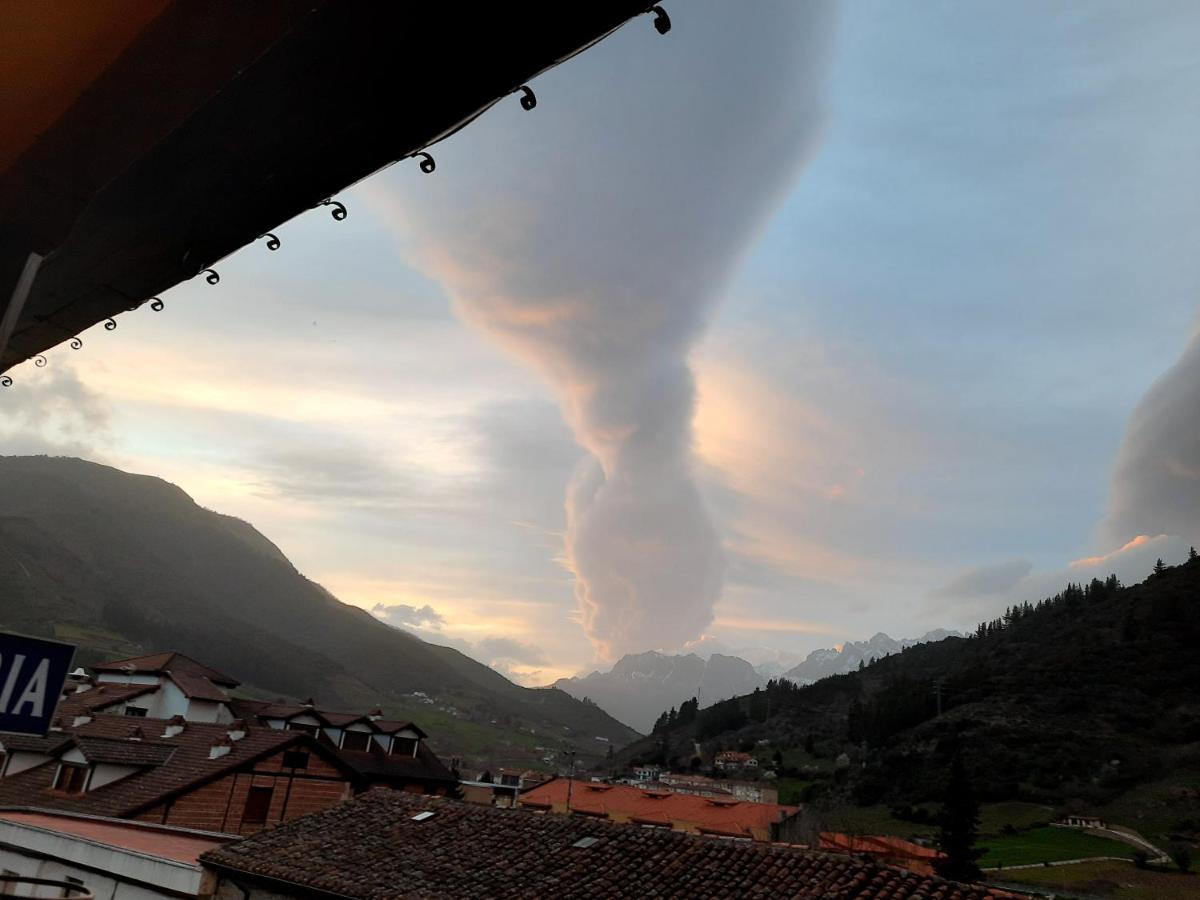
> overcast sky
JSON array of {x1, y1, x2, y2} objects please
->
[{"x1": 6, "y1": 1, "x2": 1200, "y2": 684}]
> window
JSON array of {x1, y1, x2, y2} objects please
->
[
  {"x1": 242, "y1": 785, "x2": 273, "y2": 825},
  {"x1": 286, "y1": 722, "x2": 317, "y2": 735},
  {"x1": 123, "y1": 706, "x2": 148, "y2": 717},
  {"x1": 61, "y1": 876, "x2": 84, "y2": 898},
  {"x1": 53, "y1": 764, "x2": 88, "y2": 794},
  {"x1": 391, "y1": 737, "x2": 417, "y2": 756},
  {"x1": 281, "y1": 750, "x2": 309, "y2": 769},
  {"x1": 340, "y1": 730, "x2": 371, "y2": 752}
]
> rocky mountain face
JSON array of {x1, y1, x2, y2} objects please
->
[
  {"x1": 781, "y1": 630, "x2": 961, "y2": 684},
  {"x1": 555, "y1": 651, "x2": 766, "y2": 733}
]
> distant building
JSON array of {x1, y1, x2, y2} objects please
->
[
  {"x1": 198, "y1": 789, "x2": 1007, "y2": 899},
  {"x1": 713, "y1": 751, "x2": 758, "y2": 772},
  {"x1": 520, "y1": 778, "x2": 793, "y2": 842},
  {"x1": 1059, "y1": 815, "x2": 1105, "y2": 829},
  {"x1": 631, "y1": 764, "x2": 663, "y2": 782}
]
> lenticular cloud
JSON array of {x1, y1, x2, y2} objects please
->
[{"x1": 385, "y1": 0, "x2": 832, "y2": 657}]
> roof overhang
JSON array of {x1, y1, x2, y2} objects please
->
[{"x1": 1, "y1": 1, "x2": 658, "y2": 372}]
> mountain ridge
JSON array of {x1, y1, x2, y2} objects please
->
[{"x1": 0, "y1": 455, "x2": 637, "y2": 768}]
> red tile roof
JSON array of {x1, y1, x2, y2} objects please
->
[
  {"x1": 520, "y1": 778, "x2": 793, "y2": 839},
  {"x1": 92, "y1": 652, "x2": 240, "y2": 687},
  {"x1": 821, "y1": 833, "x2": 943, "y2": 861},
  {"x1": 56, "y1": 683, "x2": 159, "y2": 716},
  {"x1": 202, "y1": 789, "x2": 1008, "y2": 899},
  {"x1": 0, "y1": 810, "x2": 230, "y2": 864}
]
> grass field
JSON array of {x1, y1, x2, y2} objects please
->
[
  {"x1": 991, "y1": 859, "x2": 1199, "y2": 900},
  {"x1": 980, "y1": 826, "x2": 1136, "y2": 868}
]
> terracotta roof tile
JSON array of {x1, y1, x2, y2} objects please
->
[
  {"x1": 56, "y1": 683, "x2": 159, "y2": 716},
  {"x1": 202, "y1": 789, "x2": 1008, "y2": 899},
  {"x1": 92, "y1": 652, "x2": 240, "y2": 687}
]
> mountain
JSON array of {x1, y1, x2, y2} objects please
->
[
  {"x1": 781, "y1": 629, "x2": 962, "y2": 684},
  {"x1": 0, "y1": 456, "x2": 638, "y2": 767},
  {"x1": 618, "y1": 561, "x2": 1200, "y2": 848},
  {"x1": 554, "y1": 651, "x2": 765, "y2": 732}
]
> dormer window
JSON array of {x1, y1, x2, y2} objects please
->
[
  {"x1": 53, "y1": 763, "x2": 88, "y2": 794},
  {"x1": 391, "y1": 737, "x2": 418, "y2": 757},
  {"x1": 341, "y1": 731, "x2": 371, "y2": 752},
  {"x1": 286, "y1": 722, "x2": 317, "y2": 735},
  {"x1": 124, "y1": 706, "x2": 148, "y2": 717}
]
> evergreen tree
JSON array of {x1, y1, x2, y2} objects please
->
[
  {"x1": 1154, "y1": 558, "x2": 1167, "y2": 576},
  {"x1": 934, "y1": 752, "x2": 983, "y2": 882},
  {"x1": 1190, "y1": 546, "x2": 1198, "y2": 562}
]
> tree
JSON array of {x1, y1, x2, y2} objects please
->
[
  {"x1": 1154, "y1": 558, "x2": 1167, "y2": 576},
  {"x1": 1190, "y1": 546, "x2": 1198, "y2": 562},
  {"x1": 934, "y1": 753, "x2": 983, "y2": 882}
]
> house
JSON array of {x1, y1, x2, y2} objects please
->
[
  {"x1": 713, "y1": 750, "x2": 758, "y2": 772},
  {"x1": 198, "y1": 789, "x2": 1009, "y2": 899},
  {"x1": 63, "y1": 652, "x2": 241, "y2": 723},
  {"x1": 0, "y1": 715, "x2": 357, "y2": 835},
  {"x1": 519, "y1": 778, "x2": 794, "y2": 842},
  {"x1": 0, "y1": 808, "x2": 231, "y2": 898},
  {"x1": 461, "y1": 769, "x2": 550, "y2": 807},
  {"x1": 631, "y1": 764, "x2": 663, "y2": 782},
  {"x1": 231, "y1": 700, "x2": 457, "y2": 795},
  {"x1": 64, "y1": 652, "x2": 458, "y2": 797}
]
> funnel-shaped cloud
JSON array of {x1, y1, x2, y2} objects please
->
[
  {"x1": 1103, "y1": 329, "x2": 1200, "y2": 547},
  {"x1": 375, "y1": 1, "x2": 832, "y2": 657}
]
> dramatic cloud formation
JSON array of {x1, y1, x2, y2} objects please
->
[
  {"x1": 378, "y1": 0, "x2": 833, "y2": 658},
  {"x1": 1102, "y1": 329, "x2": 1200, "y2": 547}
]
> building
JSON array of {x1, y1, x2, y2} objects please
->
[
  {"x1": 0, "y1": 809, "x2": 230, "y2": 898},
  {"x1": 713, "y1": 750, "x2": 759, "y2": 772},
  {"x1": 59, "y1": 651, "x2": 458, "y2": 796},
  {"x1": 199, "y1": 789, "x2": 1008, "y2": 899},
  {"x1": 519, "y1": 778, "x2": 794, "y2": 842},
  {"x1": 1059, "y1": 814, "x2": 1105, "y2": 829},
  {"x1": 631, "y1": 764, "x2": 663, "y2": 782},
  {"x1": 657, "y1": 773, "x2": 778, "y2": 804},
  {"x1": 0, "y1": 716, "x2": 356, "y2": 835}
]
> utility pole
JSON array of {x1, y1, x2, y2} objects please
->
[
  {"x1": 564, "y1": 750, "x2": 577, "y2": 812},
  {"x1": 932, "y1": 678, "x2": 944, "y2": 717}
]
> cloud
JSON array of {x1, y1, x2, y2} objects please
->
[
  {"x1": 373, "y1": 0, "x2": 834, "y2": 659},
  {"x1": 931, "y1": 559, "x2": 1033, "y2": 599},
  {"x1": 371, "y1": 602, "x2": 446, "y2": 628},
  {"x1": 1102, "y1": 329, "x2": 1200, "y2": 547},
  {"x1": 0, "y1": 364, "x2": 111, "y2": 457},
  {"x1": 474, "y1": 637, "x2": 548, "y2": 667}
]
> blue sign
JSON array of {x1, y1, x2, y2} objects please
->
[{"x1": 0, "y1": 633, "x2": 76, "y2": 736}]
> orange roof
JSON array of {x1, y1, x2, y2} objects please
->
[
  {"x1": 0, "y1": 811, "x2": 230, "y2": 864},
  {"x1": 520, "y1": 779, "x2": 794, "y2": 839},
  {"x1": 819, "y1": 833, "x2": 944, "y2": 860}
]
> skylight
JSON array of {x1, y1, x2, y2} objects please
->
[
  {"x1": 572, "y1": 837, "x2": 599, "y2": 849},
  {"x1": 411, "y1": 811, "x2": 435, "y2": 822}
]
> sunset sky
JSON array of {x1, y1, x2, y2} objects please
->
[{"x1": 6, "y1": 1, "x2": 1200, "y2": 684}]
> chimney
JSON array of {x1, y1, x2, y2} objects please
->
[
  {"x1": 369, "y1": 707, "x2": 383, "y2": 721},
  {"x1": 209, "y1": 736, "x2": 232, "y2": 759},
  {"x1": 227, "y1": 719, "x2": 247, "y2": 742},
  {"x1": 162, "y1": 715, "x2": 186, "y2": 738},
  {"x1": 128, "y1": 726, "x2": 144, "y2": 742},
  {"x1": 49, "y1": 717, "x2": 63, "y2": 732}
]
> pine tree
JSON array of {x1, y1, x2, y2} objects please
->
[
  {"x1": 1189, "y1": 546, "x2": 1198, "y2": 562},
  {"x1": 935, "y1": 752, "x2": 983, "y2": 882},
  {"x1": 1154, "y1": 558, "x2": 1167, "y2": 576}
]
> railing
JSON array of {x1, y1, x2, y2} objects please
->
[{"x1": 0, "y1": 876, "x2": 94, "y2": 899}]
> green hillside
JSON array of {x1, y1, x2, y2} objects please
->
[
  {"x1": 0, "y1": 456, "x2": 637, "y2": 768},
  {"x1": 622, "y1": 557, "x2": 1200, "y2": 849}
]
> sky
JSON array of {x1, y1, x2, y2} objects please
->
[{"x1": 5, "y1": 1, "x2": 1200, "y2": 685}]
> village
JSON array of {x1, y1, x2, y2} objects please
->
[{"x1": 0, "y1": 650, "x2": 1015, "y2": 898}]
